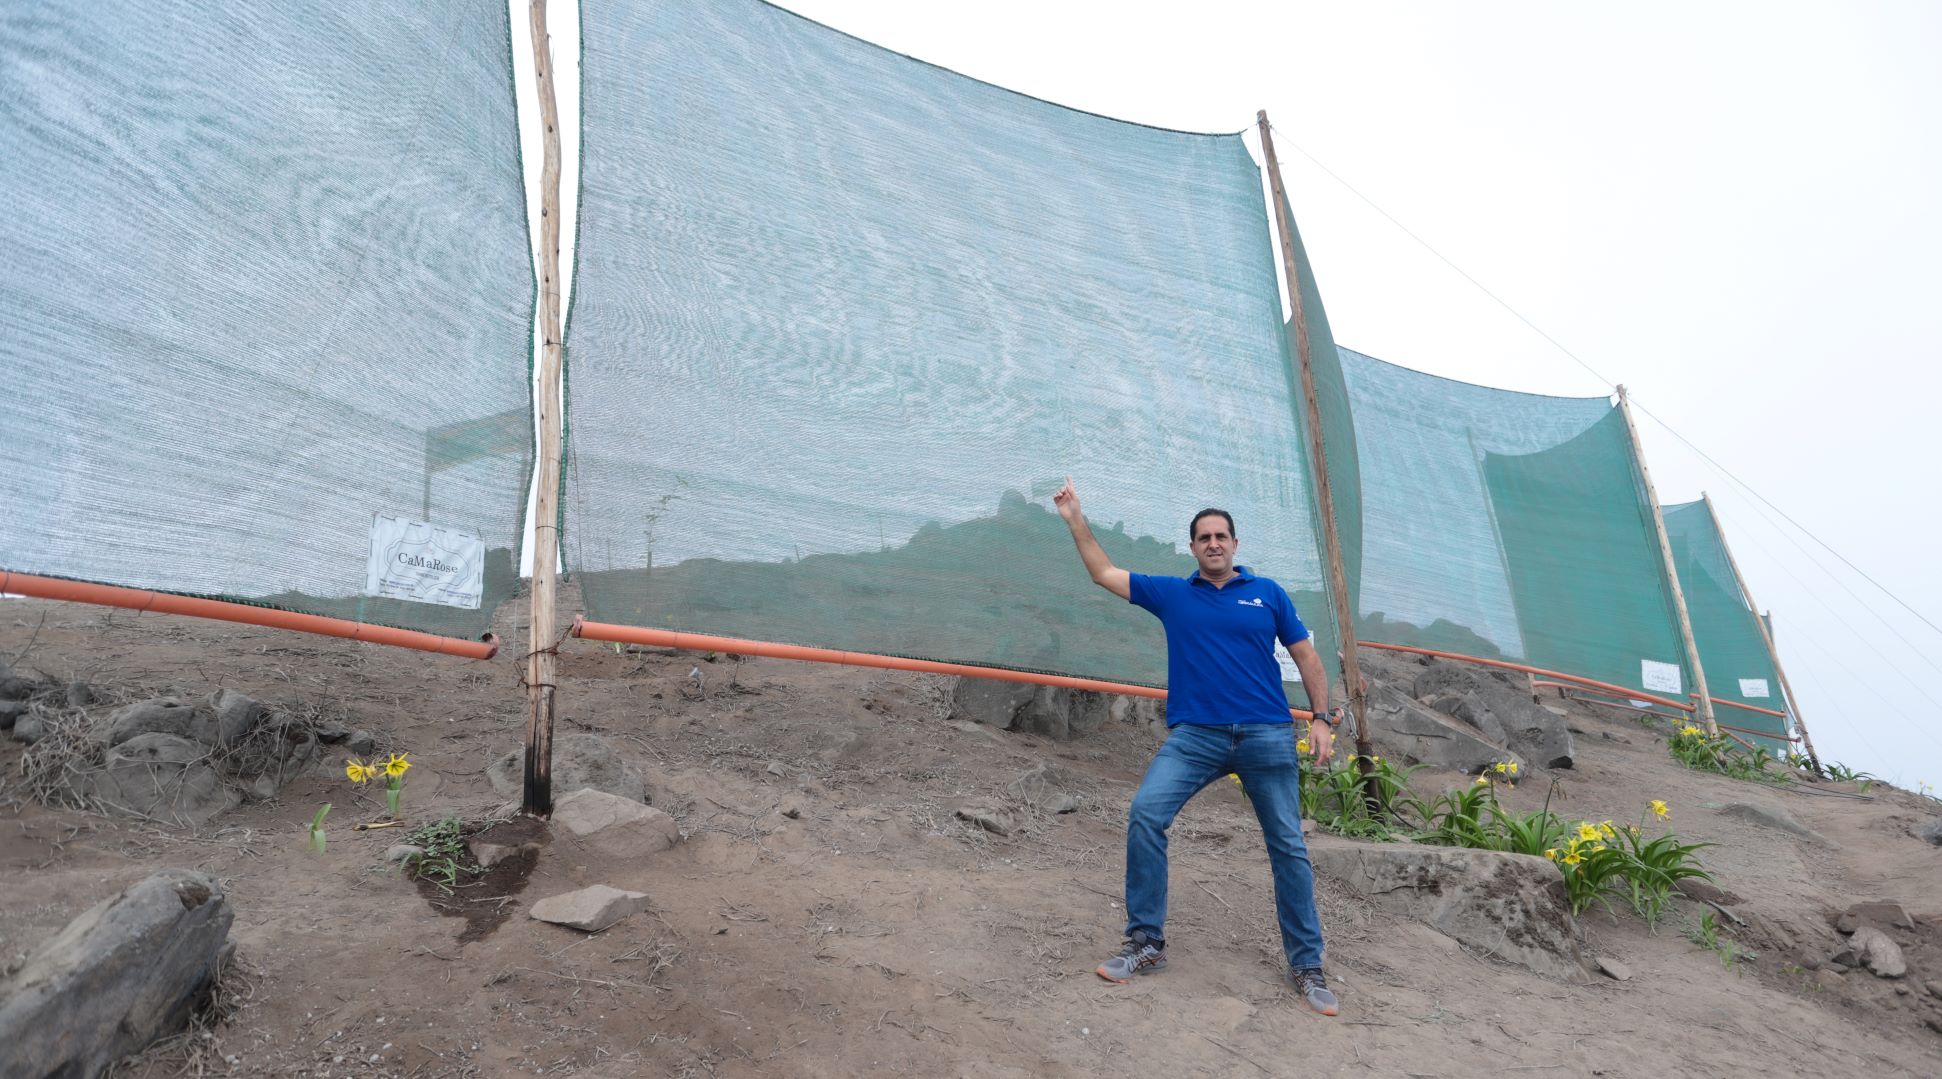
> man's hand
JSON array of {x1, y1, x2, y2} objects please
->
[
  {"x1": 1307, "y1": 716, "x2": 1335, "y2": 764},
  {"x1": 1052, "y1": 475, "x2": 1083, "y2": 523}
]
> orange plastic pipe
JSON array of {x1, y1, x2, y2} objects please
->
[
  {"x1": 1, "y1": 571, "x2": 499, "y2": 659},
  {"x1": 1689, "y1": 693, "x2": 1787, "y2": 719},
  {"x1": 1538, "y1": 681, "x2": 1797, "y2": 743},
  {"x1": 570, "y1": 617, "x2": 1323, "y2": 721},
  {"x1": 1358, "y1": 641, "x2": 1697, "y2": 713}
]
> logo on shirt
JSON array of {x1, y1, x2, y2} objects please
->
[{"x1": 1237, "y1": 597, "x2": 1264, "y2": 607}]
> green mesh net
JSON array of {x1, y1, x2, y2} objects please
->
[
  {"x1": 1663, "y1": 501, "x2": 1790, "y2": 744},
  {"x1": 563, "y1": 0, "x2": 1334, "y2": 692},
  {"x1": 0, "y1": 1, "x2": 535, "y2": 638}
]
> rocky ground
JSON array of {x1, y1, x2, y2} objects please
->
[{"x1": 3, "y1": 594, "x2": 1941, "y2": 1078}]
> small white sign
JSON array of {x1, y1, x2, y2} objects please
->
[
  {"x1": 1277, "y1": 650, "x2": 1303, "y2": 683},
  {"x1": 366, "y1": 514, "x2": 485, "y2": 609},
  {"x1": 1739, "y1": 678, "x2": 1771, "y2": 699},
  {"x1": 1640, "y1": 659, "x2": 1683, "y2": 695}
]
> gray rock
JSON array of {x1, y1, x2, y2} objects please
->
[
  {"x1": 1414, "y1": 661, "x2": 1575, "y2": 768},
  {"x1": 205, "y1": 689, "x2": 265, "y2": 747},
  {"x1": 1839, "y1": 901, "x2": 1914, "y2": 933},
  {"x1": 469, "y1": 839, "x2": 541, "y2": 869},
  {"x1": 0, "y1": 673, "x2": 42, "y2": 700},
  {"x1": 65, "y1": 681, "x2": 95, "y2": 708},
  {"x1": 12, "y1": 714, "x2": 45, "y2": 744},
  {"x1": 1718, "y1": 802, "x2": 1826, "y2": 844},
  {"x1": 552, "y1": 788, "x2": 678, "y2": 857},
  {"x1": 384, "y1": 844, "x2": 423, "y2": 864},
  {"x1": 0, "y1": 869, "x2": 233, "y2": 1078},
  {"x1": 1362, "y1": 683, "x2": 1524, "y2": 775},
  {"x1": 1310, "y1": 840, "x2": 1586, "y2": 980},
  {"x1": 488, "y1": 734, "x2": 647, "y2": 803},
  {"x1": 346, "y1": 729, "x2": 378, "y2": 756},
  {"x1": 313, "y1": 719, "x2": 352, "y2": 744},
  {"x1": 955, "y1": 806, "x2": 1015, "y2": 837},
  {"x1": 1848, "y1": 925, "x2": 1907, "y2": 978},
  {"x1": 87, "y1": 733, "x2": 239, "y2": 823},
  {"x1": 1917, "y1": 819, "x2": 1942, "y2": 846},
  {"x1": 1925, "y1": 979, "x2": 1942, "y2": 1000},
  {"x1": 949, "y1": 679, "x2": 1120, "y2": 741},
  {"x1": 529, "y1": 884, "x2": 649, "y2": 932},
  {"x1": 1006, "y1": 762, "x2": 1083, "y2": 814},
  {"x1": 1595, "y1": 957, "x2": 1632, "y2": 981},
  {"x1": 104, "y1": 698, "x2": 201, "y2": 747},
  {"x1": 0, "y1": 698, "x2": 27, "y2": 729}
]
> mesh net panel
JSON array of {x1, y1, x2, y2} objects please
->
[
  {"x1": 1663, "y1": 500, "x2": 1789, "y2": 743},
  {"x1": 565, "y1": 0, "x2": 1333, "y2": 691},
  {"x1": 0, "y1": 1, "x2": 535, "y2": 638},
  {"x1": 1322, "y1": 349, "x2": 1691, "y2": 695}
]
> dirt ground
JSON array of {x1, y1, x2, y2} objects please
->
[{"x1": 3, "y1": 595, "x2": 1941, "y2": 1078}]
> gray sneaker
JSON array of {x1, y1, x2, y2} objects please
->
[
  {"x1": 1096, "y1": 933, "x2": 1167, "y2": 983},
  {"x1": 1289, "y1": 966, "x2": 1339, "y2": 1016}
]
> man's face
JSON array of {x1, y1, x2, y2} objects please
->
[{"x1": 1191, "y1": 517, "x2": 1236, "y2": 577}]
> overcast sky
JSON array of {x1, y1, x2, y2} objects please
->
[{"x1": 515, "y1": 1, "x2": 1940, "y2": 789}]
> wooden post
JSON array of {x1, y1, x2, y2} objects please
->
[
  {"x1": 1615, "y1": 385, "x2": 1717, "y2": 737},
  {"x1": 1256, "y1": 111, "x2": 1372, "y2": 763},
  {"x1": 522, "y1": 0, "x2": 565, "y2": 817},
  {"x1": 1702, "y1": 493, "x2": 1822, "y2": 770}
]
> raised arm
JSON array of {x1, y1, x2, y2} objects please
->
[{"x1": 1052, "y1": 477, "x2": 1131, "y2": 601}]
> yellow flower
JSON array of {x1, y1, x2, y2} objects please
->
[
  {"x1": 1681, "y1": 724, "x2": 1702, "y2": 738},
  {"x1": 1507, "y1": 761, "x2": 1520, "y2": 775},
  {"x1": 1649, "y1": 799, "x2": 1670, "y2": 820},
  {"x1": 1576, "y1": 822, "x2": 1601, "y2": 843},
  {"x1": 345, "y1": 760, "x2": 375, "y2": 784},
  {"x1": 1296, "y1": 739, "x2": 1311, "y2": 755},
  {"x1": 1562, "y1": 851, "x2": 1582, "y2": 866},
  {"x1": 1494, "y1": 762, "x2": 1508, "y2": 774},
  {"x1": 383, "y1": 752, "x2": 411, "y2": 779},
  {"x1": 1543, "y1": 848, "x2": 1558, "y2": 860},
  {"x1": 1371, "y1": 756, "x2": 1382, "y2": 765},
  {"x1": 1475, "y1": 776, "x2": 1490, "y2": 786},
  {"x1": 1598, "y1": 821, "x2": 1617, "y2": 840}
]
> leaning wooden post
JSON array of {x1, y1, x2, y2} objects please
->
[
  {"x1": 522, "y1": 0, "x2": 565, "y2": 816},
  {"x1": 1701, "y1": 493, "x2": 1822, "y2": 770},
  {"x1": 1256, "y1": 112, "x2": 1373, "y2": 766},
  {"x1": 1615, "y1": 385, "x2": 1717, "y2": 737}
]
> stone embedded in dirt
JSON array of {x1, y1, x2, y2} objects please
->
[
  {"x1": 1842, "y1": 926, "x2": 1907, "y2": 978},
  {"x1": 1413, "y1": 661, "x2": 1574, "y2": 768},
  {"x1": 1362, "y1": 683, "x2": 1525, "y2": 775},
  {"x1": 529, "y1": 884, "x2": 649, "y2": 932},
  {"x1": 1916, "y1": 819, "x2": 1942, "y2": 846},
  {"x1": 1926, "y1": 980, "x2": 1942, "y2": 1000},
  {"x1": 552, "y1": 787, "x2": 679, "y2": 857},
  {"x1": 949, "y1": 678, "x2": 1160, "y2": 741},
  {"x1": 487, "y1": 733, "x2": 648, "y2": 804},
  {"x1": 385, "y1": 844, "x2": 423, "y2": 863},
  {"x1": 205, "y1": 688, "x2": 266, "y2": 746},
  {"x1": 955, "y1": 806, "x2": 1014, "y2": 836},
  {"x1": 2, "y1": 698, "x2": 30, "y2": 729},
  {"x1": 12, "y1": 713, "x2": 45, "y2": 743},
  {"x1": 469, "y1": 839, "x2": 540, "y2": 869},
  {"x1": 1718, "y1": 803, "x2": 1826, "y2": 844},
  {"x1": 0, "y1": 869, "x2": 233, "y2": 1079},
  {"x1": 87, "y1": 733, "x2": 240, "y2": 822},
  {"x1": 103, "y1": 697, "x2": 201, "y2": 747},
  {"x1": 1595, "y1": 957, "x2": 1633, "y2": 981},
  {"x1": 1006, "y1": 761, "x2": 1083, "y2": 814},
  {"x1": 765, "y1": 761, "x2": 787, "y2": 778},
  {"x1": 1310, "y1": 840, "x2": 1586, "y2": 981},
  {"x1": 346, "y1": 729, "x2": 378, "y2": 756},
  {"x1": 1838, "y1": 901, "x2": 1915, "y2": 933},
  {"x1": 0, "y1": 670, "x2": 42, "y2": 700},
  {"x1": 313, "y1": 718, "x2": 351, "y2": 744}
]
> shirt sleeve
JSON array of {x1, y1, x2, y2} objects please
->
[
  {"x1": 1274, "y1": 584, "x2": 1311, "y2": 646},
  {"x1": 1128, "y1": 572, "x2": 1165, "y2": 617}
]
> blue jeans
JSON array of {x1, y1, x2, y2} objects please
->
[{"x1": 1123, "y1": 722, "x2": 1325, "y2": 970}]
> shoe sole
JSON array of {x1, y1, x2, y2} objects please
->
[
  {"x1": 1301, "y1": 994, "x2": 1339, "y2": 1017},
  {"x1": 1096, "y1": 961, "x2": 1166, "y2": 984}
]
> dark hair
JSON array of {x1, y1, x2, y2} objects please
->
[{"x1": 1189, "y1": 508, "x2": 1236, "y2": 542}]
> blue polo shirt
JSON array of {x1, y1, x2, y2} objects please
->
[{"x1": 1128, "y1": 565, "x2": 1309, "y2": 727}]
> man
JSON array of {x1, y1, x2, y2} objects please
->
[{"x1": 1052, "y1": 477, "x2": 1341, "y2": 1017}]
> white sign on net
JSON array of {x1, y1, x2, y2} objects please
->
[
  {"x1": 1639, "y1": 659, "x2": 1683, "y2": 695},
  {"x1": 365, "y1": 514, "x2": 485, "y2": 610},
  {"x1": 1277, "y1": 650, "x2": 1304, "y2": 683},
  {"x1": 1739, "y1": 678, "x2": 1771, "y2": 698}
]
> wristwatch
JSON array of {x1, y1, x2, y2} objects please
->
[{"x1": 1311, "y1": 706, "x2": 1341, "y2": 728}]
